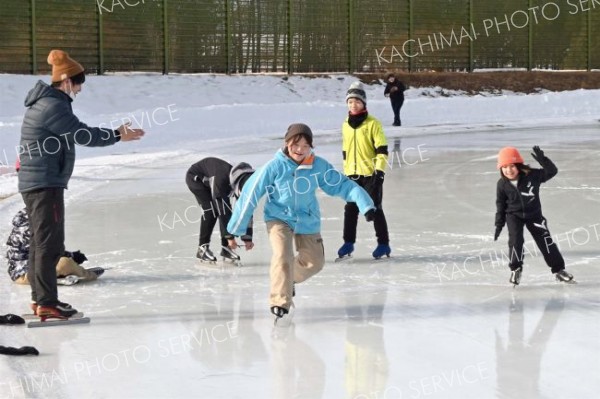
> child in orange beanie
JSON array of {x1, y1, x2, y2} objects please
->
[{"x1": 494, "y1": 146, "x2": 574, "y2": 285}]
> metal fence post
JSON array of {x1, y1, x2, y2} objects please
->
[
  {"x1": 468, "y1": 0, "x2": 473, "y2": 72},
  {"x1": 408, "y1": 0, "x2": 413, "y2": 72},
  {"x1": 225, "y1": 0, "x2": 231, "y2": 74},
  {"x1": 528, "y1": 0, "x2": 533, "y2": 71},
  {"x1": 97, "y1": 3, "x2": 104, "y2": 75},
  {"x1": 163, "y1": 0, "x2": 169, "y2": 74},
  {"x1": 587, "y1": 8, "x2": 591, "y2": 71},
  {"x1": 287, "y1": 0, "x2": 292, "y2": 74},
  {"x1": 31, "y1": 0, "x2": 37, "y2": 74},
  {"x1": 348, "y1": 0, "x2": 354, "y2": 73}
]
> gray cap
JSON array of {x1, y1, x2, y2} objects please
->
[
  {"x1": 345, "y1": 81, "x2": 367, "y2": 105},
  {"x1": 229, "y1": 162, "x2": 254, "y2": 196}
]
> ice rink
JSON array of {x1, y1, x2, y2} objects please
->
[{"x1": 1, "y1": 124, "x2": 598, "y2": 399}]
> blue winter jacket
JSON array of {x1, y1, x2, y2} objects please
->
[
  {"x1": 227, "y1": 149, "x2": 375, "y2": 236},
  {"x1": 18, "y1": 80, "x2": 119, "y2": 192}
]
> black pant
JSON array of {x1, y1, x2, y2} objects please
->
[
  {"x1": 390, "y1": 97, "x2": 404, "y2": 125},
  {"x1": 187, "y1": 181, "x2": 231, "y2": 248},
  {"x1": 22, "y1": 188, "x2": 65, "y2": 306},
  {"x1": 506, "y1": 213, "x2": 564, "y2": 273},
  {"x1": 343, "y1": 175, "x2": 389, "y2": 245}
]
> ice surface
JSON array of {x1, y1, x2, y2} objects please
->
[{"x1": 0, "y1": 75, "x2": 599, "y2": 398}]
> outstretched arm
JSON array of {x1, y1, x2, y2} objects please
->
[{"x1": 531, "y1": 146, "x2": 557, "y2": 182}]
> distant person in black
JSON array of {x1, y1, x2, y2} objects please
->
[
  {"x1": 383, "y1": 73, "x2": 406, "y2": 126},
  {"x1": 185, "y1": 157, "x2": 255, "y2": 262}
]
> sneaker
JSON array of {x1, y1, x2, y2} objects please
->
[
  {"x1": 196, "y1": 244, "x2": 217, "y2": 262},
  {"x1": 270, "y1": 306, "x2": 289, "y2": 318},
  {"x1": 554, "y1": 270, "x2": 573, "y2": 282},
  {"x1": 220, "y1": 246, "x2": 241, "y2": 261},
  {"x1": 337, "y1": 242, "x2": 354, "y2": 258},
  {"x1": 510, "y1": 267, "x2": 522, "y2": 285},
  {"x1": 37, "y1": 302, "x2": 78, "y2": 319},
  {"x1": 372, "y1": 244, "x2": 391, "y2": 259}
]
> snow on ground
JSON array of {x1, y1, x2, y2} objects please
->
[{"x1": 0, "y1": 74, "x2": 599, "y2": 399}]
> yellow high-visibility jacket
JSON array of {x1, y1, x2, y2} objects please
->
[{"x1": 342, "y1": 114, "x2": 388, "y2": 176}]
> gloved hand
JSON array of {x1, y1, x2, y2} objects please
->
[
  {"x1": 494, "y1": 226, "x2": 503, "y2": 241},
  {"x1": 0, "y1": 346, "x2": 39, "y2": 356},
  {"x1": 372, "y1": 170, "x2": 385, "y2": 187},
  {"x1": 365, "y1": 209, "x2": 376, "y2": 222},
  {"x1": 0, "y1": 314, "x2": 25, "y2": 325},
  {"x1": 71, "y1": 250, "x2": 88, "y2": 264},
  {"x1": 531, "y1": 146, "x2": 544, "y2": 163}
]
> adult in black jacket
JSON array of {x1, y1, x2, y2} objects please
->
[
  {"x1": 494, "y1": 146, "x2": 573, "y2": 285},
  {"x1": 18, "y1": 49, "x2": 144, "y2": 319},
  {"x1": 383, "y1": 73, "x2": 406, "y2": 126},
  {"x1": 186, "y1": 157, "x2": 255, "y2": 262}
]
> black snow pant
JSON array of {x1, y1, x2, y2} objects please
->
[
  {"x1": 22, "y1": 188, "x2": 65, "y2": 306},
  {"x1": 186, "y1": 180, "x2": 231, "y2": 249},
  {"x1": 343, "y1": 175, "x2": 389, "y2": 245},
  {"x1": 506, "y1": 213, "x2": 565, "y2": 273},
  {"x1": 390, "y1": 97, "x2": 404, "y2": 126}
]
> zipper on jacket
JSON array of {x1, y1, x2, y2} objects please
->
[
  {"x1": 353, "y1": 128, "x2": 357, "y2": 175},
  {"x1": 512, "y1": 177, "x2": 526, "y2": 219}
]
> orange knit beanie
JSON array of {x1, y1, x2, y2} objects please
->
[
  {"x1": 497, "y1": 147, "x2": 524, "y2": 169},
  {"x1": 47, "y1": 50, "x2": 84, "y2": 83}
]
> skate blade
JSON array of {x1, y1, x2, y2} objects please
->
[
  {"x1": 27, "y1": 317, "x2": 90, "y2": 328},
  {"x1": 334, "y1": 255, "x2": 353, "y2": 263},
  {"x1": 222, "y1": 258, "x2": 243, "y2": 267},
  {"x1": 373, "y1": 254, "x2": 392, "y2": 261},
  {"x1": 22, "y1": 312, "x2": 85, "y2": 320},
  {"x1": 557, "y1": 279, "x2": 577, "y2": 284},
  {"x1": 57, "y1": 275, "x2": 80, "y2": 285}
]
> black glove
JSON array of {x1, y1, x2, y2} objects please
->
[
  {"x1": 365, "y1": 209, "x2": 376, "y2": 222},
  {"x1": 71, "y1": 250, "x2": 88, "y2": 264},
  {"x1": 531, "y1": 146, "x2": 544, "y2": 163},
  {"x1": 0, "y1": 346, "x2": 39, "y2": 356},
  {"x1": 372, "y1": 170, "x2": 385, "y2": 188},
  {"x1": 0, "y1": 314, "x2": 25, "y2": 325},
  {"x1": 494, "y1": 226, "x2": 503, "y2": 241}
]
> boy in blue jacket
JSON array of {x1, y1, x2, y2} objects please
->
[{"x1": 227, "y1": 123, "x2": 375, "y2": 319}]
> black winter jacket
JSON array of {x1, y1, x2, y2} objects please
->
[
  {"x1": 495, "y1": 156, "x2": 558, "y2": 227},
  {"x1": 186, "y1": 157, "x2": 234, "y2": 200},
  {"x1": 384, "y1": 80, "x2": 406, "y2": 101},
  {"x1": 186, "y1": 157, "x2": 253, "y2": 241},
  {"x1": 18, "y1": 81, "x2": 119, "y2": 193}
]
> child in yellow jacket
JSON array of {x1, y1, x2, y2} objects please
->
[{"x1": 338, "y1": 82, "x2": 391, "y2": 260}]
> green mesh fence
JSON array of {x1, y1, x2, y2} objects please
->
[{"x1": 0, "y1": 0, "x2": 598, "y2": 74}]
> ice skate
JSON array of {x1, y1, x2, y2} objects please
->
[
  {"x1": 272, "y1": 304, "x2": 294, "y2": 327},
  {"x1": 196, "y1": 244, "x2": 217, "y2": 264},
  {"x1": 509, "y1": 267, "x2": 522, "y2": 286},
  {"x1": 36, "y1": 302, "x2": 78, "y2": 321},
  {"x1": 57, "y1": 275, "x2": 80, "y2": 285},
  {"x1": 29, "y1": 301, "x2": 72, "y2": 316},
  {"x1": 372, "y1": 244, "x2": 391, "y2": 259},
  {"x1": 87, "y1": 267, "x2": 105, "y2": 277},
  {"x1": 221, "y1": 246, "x2": 242, "y2": 266},
  {"x1": 554, "y1": 269, "x2": 575, "y2": 284},
  {"x1": 335, "y1": 242, "x2": 354, "y2": 262}
]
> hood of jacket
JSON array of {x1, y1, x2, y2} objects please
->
[{"x1": 24, "y1": 80, "x2": 70, "y2": 108}]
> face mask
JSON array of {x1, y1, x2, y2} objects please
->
[{"x1": 66, "y1": 80, "x2": 77, "y2": 100}]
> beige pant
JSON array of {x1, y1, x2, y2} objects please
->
[
  {"x1": 267, "y1": 221, "x2": 325, "y2": 309},
  {"x1": 14, "y1": 257, "x2": 97, "y2": 285}
]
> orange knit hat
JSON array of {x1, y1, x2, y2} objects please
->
[
  {"x1": 47, "y1": 50, "x2": 84, "y2": 83},
  {"x1": 497, "y1": 147, "x2": 524, "y2": 169}
]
